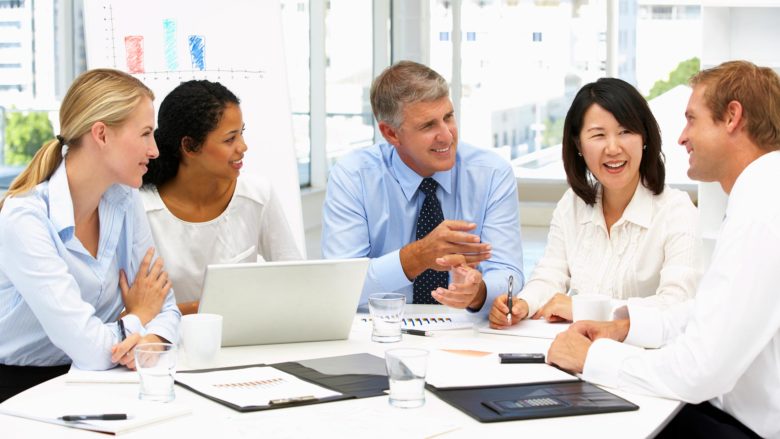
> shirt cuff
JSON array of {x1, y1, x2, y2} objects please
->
[
  {"x1": 121, "y1": 314, "x2": 146, "y2": 338},
  {"x1": 518, "y1": 291, "x2": 545, "y2": 319},
  {"x1": 582, "y1": 338, "x2": 643, "y2": 388},
  {"x1": 623, "y1": 299, "x2": 665, "y2": 348},
  {"x1": 469, "y1": 271, "x2": 508, "y2": 316},
  {"x1": 370, "y1": 249, "x2": 413, "y2": 292},
  {"x1": 145, "y1": 326, "x2": 178, "y2": 344}
]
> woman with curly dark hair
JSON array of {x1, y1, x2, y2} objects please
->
[{"x1": 141, "y1": 80, "x2": 301, "y2": 315}]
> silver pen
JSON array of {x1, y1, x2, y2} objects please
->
[
  {"x1": 60, "y1": 414, "x2": 128, "y2": 421},
  {"x1": 506, "y1": 275, "x2": 514, "y2": 325}
]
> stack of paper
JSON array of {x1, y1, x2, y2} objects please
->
[
  {"x1": 65, "y1": 365, "x2": 139, "y2": 384},
  {"x1": 478, "y1": 319, "x2": 570, "y2": 339},
  {"x1": 425, "y1": 349, "x2": 576, "y2": 389},
  {"x1": 0, "y1": 388, "x2": 190, "y2": 435}
]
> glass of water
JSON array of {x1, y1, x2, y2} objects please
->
[
  {"x1": 385, "y1": 348, "x2": 429, "y2": 408},
  {"x1": 134, "y1": 342, "x2": 177, "y2": 402},
  {"x1": 368, "y1": 293, "x2": 406, "y2": 343}
]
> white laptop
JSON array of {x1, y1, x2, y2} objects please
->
[{"x1": 198, "y1": 258, "x2": 369, "y2": 347}]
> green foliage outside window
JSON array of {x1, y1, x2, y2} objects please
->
[
  {"x1": 3, "y1": 110, "x2": 54, "y2": 166},
  {"x1": 646, "y1": 57, "x2": 701, "y2": 101},
  {"x1": 543, "y1": 116, "x2": 565, "y2": 149}
]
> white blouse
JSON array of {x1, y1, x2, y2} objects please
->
[
  {"x1": 141, "y1": 174, "x2": 302, "y2": 303},
  {"x1": 519, "y1": 183, "x2": 701, "y2": 317}
]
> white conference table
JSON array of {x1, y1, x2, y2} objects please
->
[{"x1": 0, "y1": 307, "x2": 681, "y2": 438}]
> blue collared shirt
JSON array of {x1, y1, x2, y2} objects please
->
[
  {"x1": 0, "y1": 161, "x2": 180, "y2": 369},
  {"x1": 322, "y1": 142, "x2": 524, "y2": 314}
]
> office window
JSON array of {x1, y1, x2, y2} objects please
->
[
  {"x1": 428, "y1": 1, "x2": 703, "y2": 189},
  {"x1": 449, "y1": 0, "x2": 606, "y2": 182},
  {"x1": 429, "y1": 0, "x2": 453, "y2": 84},
  {"x1": 281, "y1": 0, "x2": 311, "y2": 186},
  {"x1": 0, "y1": 0, "x2": 78, "y2": 187},
  {"x1": 636, "y1": 4, "x2": 701, "y2": 186},
  {"x1": 324, "y1": 0, "x2": 374, "y2": 171},
  {"x1": 282, "y1": 0, "x2": 378, "y2": 186}
]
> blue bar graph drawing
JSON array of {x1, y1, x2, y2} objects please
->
[
  {"x1": 163, "y1": 19, "x2": 178, "y2": 70},
  {"x1": 188, "y1": 35, "x2": 205, "y2": 71}
]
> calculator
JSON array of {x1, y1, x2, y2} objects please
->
[{"x1": 483, "y1": 397, "x2": 569, "y2": 414}]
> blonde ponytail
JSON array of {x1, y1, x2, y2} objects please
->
[
  {"x1": 0, "y1": 69, "x2": 153, "y2": 211},
  {"x1": 0, "y1": 139, "x2": 63, "y2": 209}
]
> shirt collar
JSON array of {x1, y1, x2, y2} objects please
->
[
  {"x1": 620, "y1": 182, "x2": 653, "y2": 229},
  {"x1": 582, "y1": 182, "x2": 653, "y2": 229},
  {"x1": 47, "y1": 159, "x2": 133, "y2": 238},
  {"x1": 729, "y1": 150, "x2": 780, "y2": 206},
  {"x1": 390, "y1": 145, "x2": 454, "y2": 202},
  {"x1": 48, "y1": 160, "x2": 75, "y2": 237},
  {"x1": 103, "y1": 181, "x2": 133, "y2": 208}
]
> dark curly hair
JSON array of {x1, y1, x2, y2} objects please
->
[{"x1": 143, "y1": 80, "x2": 240, "y2": 187}]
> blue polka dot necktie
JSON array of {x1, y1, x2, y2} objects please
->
[{"x1": 412, "y1": 177, "x2": 449, "y2": 304}]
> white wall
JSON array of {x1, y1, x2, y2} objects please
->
[{"x1": 698, "y1": 4, "x2": 780, "y2": 268}]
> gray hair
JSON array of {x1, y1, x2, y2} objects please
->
[{"x1": 370, "y1": 60, "x2": 449, "y2": 128}]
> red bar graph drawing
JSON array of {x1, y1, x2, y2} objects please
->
[{"x1": 124, "y1": 36, "x2": 145, "y2": 73}]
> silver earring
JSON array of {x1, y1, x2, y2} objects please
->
[
  {"x1": 643, "y1": 145, "x2": 647, "y2": 150},
  {"x1": 577, "y1": 152, "x2": 582, "y2": 157}
]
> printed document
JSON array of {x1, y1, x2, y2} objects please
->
[{"x1": 175, "y1": 366, "x2": 341, "y2": 408}]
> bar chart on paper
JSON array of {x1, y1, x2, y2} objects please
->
[
  {"x1": 118, "y1": 17, "x2": 209, "y2": 76},
  {"x1": 83, "y1": 0, "x2": 305, "y2": 257},
  {"x1": 176, "y1": 367, "x2": 341, "y2": 409},
  {"x1": 85, "y1": 1, "x2": 267, "y2": 88}
]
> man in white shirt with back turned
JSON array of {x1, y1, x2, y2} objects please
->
[{"x1": 547, "y1": 60, "x2": 780, "y2": 438}]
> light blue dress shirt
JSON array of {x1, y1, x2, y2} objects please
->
[
  {"x1": 0, "y1": 161, "x2": 180, "y2": 369},
  {"x1": 322, "y1": 142, "x2": 524, "y2": 314}
]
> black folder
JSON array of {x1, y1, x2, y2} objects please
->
[
  {"x1": 175, "y1": 353, "x2": 388, "y2": 412},
  {"x1": 428, "y1": 380, "x2": 639, "y2": 423}
]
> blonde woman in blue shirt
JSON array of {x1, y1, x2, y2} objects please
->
[{"x1": 0, "y1": 69, "x2": 180, "y2": 402}]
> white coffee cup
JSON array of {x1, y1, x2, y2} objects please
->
[
  {"x1": 571, "y1": 295, "x2": 612, "y2": 322},
  {"x1": 180, "y1": 313, "x2": 223, "y2": 369}
]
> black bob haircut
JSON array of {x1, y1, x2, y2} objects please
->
[{"x1": 562, "y1": 77, "x2": 665, "y2": 206}]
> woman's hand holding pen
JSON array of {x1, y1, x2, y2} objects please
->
[
  {"x1": 488, "y1": 295, "x2": 529, "y2": 329},
  {"x1": 120, "y1": 247, "x2": 172, "y2": 326}
]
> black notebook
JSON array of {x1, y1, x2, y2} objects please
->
[
  {"x1": 429, "y1": 380, "x2": 638, "y2": 423},
  {"x1": 175, "y1": 353, "x2": 388, "y2": 412}
]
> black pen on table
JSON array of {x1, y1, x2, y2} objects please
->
[
  {"x1": 402, "y1": 328, "x2": 432, "y2": 337},
  {"x1": 506, "y1": 275, "x2": 514, "y2": 325},
  {"x1": 60, "y1": 414, "x2": 128, "y2": 421}
]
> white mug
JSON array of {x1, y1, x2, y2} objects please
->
[
  {"x1": 571, "y1": 295, "x2": 612, "y2": 322},
  {"x1": 180, "y1": 313, "x2": 223, "y2": 369}
]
